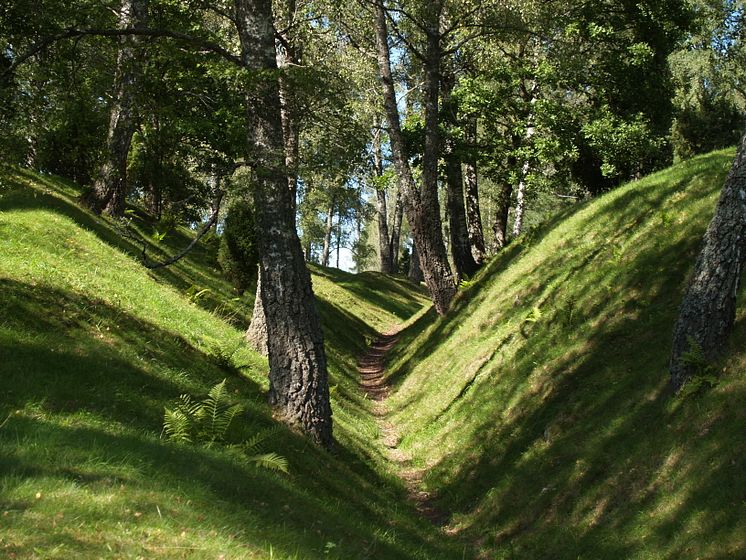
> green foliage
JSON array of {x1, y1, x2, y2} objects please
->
[
  {"x1": 676, "y1": 337, "x2": 720, "y2": 399},
  {"x1": 218, "y1": 200, "x2": 258, "y2": 294},
  {"x1": 163, "y1": 379, "x2": 243, "y2": 447}
]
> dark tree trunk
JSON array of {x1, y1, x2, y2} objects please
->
[
  {"x1": 670, "y1": 132, "x2": 746, "y2": 391},
  {"x1": 83, "y1": 0, "x2": 147, "y2": 216},
  {"x1": 493, "y1": 182, "x2": 513, "y2": 250},
  {"x1": 442, "y1": 72, "x2": 479, "y2": 279},
  {"x1": 373, "y1": 1, "x2": 455, "y2": 314},
  {"x1": 321, "y1": 201, "x2": 334, "y2": 267},
  {"x1": 234, "y1": 0, "x2": 332, "y2": 448},
  {"x1": 409, "y1": 241, "x2": 424, "y2": 284},
  {"x1": 245, "y1": 270, "x2": 268, "y2": 356},
  {"x1": 463, "y1": 117, "x2": 486, "y2": 264}
]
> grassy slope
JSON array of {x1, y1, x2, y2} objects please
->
[
  {"x1": 386, "y1": 149, "x2": 746, "y2": 560},
  {"x1": 0, "y1": 167, "x2": 465, "y2": 559}
]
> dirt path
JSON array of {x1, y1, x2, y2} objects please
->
[{"x1": 357, "y1": 330, "x2": 450, "y2": 527}]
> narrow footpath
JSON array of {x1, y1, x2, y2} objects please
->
[{"x1": 357, "y1": 330, "x2": 450, "y2": 526}]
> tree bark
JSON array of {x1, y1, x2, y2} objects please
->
[
  {"x1": 463, "y1": 117, "x2": 486, "y2": 264},
  {"x1": 83, "y1": 0, "x2": 147, "y2": 216},
  {"x1": 245, "y1": 270, "x2": 268, "y2": 356},
  {"x1": 442, "y1": 71, "x2": 479, "y2": 279},
  {"x1": 373, "y1": 0, "x2": 455, "y2": 314},
  {"x1": 234, "y1": 0, "x2": 332, "y2": 448},
  {"x1": 276, "y1": 0, "x2": 301, "y2": 220},
  {"x1": 670, "y1": 132, "x2": 746, "y2": 391},
  {"x1": 409, "y1": 241, "x2": 424, "y2": 284}
]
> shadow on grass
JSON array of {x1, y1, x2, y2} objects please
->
[{"x1": 384, "y1": 150, "x2": 744, "y2": 558}]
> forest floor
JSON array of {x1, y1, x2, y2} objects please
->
[{"x1": 357, "y1": 331, "x2": 450, "y2": 527}]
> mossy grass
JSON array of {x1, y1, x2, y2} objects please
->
[
  {"x1": 386, "y1": 148, "x2": 746, "y2": 559},
  {"x1": 0, "y1": 168, "x2": 458, "y2": 559}
]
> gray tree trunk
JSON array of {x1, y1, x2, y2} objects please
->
[
  {"x1": 276, "y1": 0, "x2": 301, "y2": 220},
  {"x1": 234, "y1": 0, "x2": 332, "y2": 448},
  {"x1": 373, "y1": 1, "x2": 455, "y2": 314},
  {"x1": 463, "y1": 117, "x2": 486, "y2": 264},
  {"x1": 84, "y1": 0, "x2": 147, "y2": 216},
  {"x1": 245, "y1": 270, "x2": 268, "y2": 356},
  {"x1": 670, "y1": 132, "x2": 746, "y2": 391},
  {"x1": 409, "y1": 241, "x2": 424, "y2": 284}
]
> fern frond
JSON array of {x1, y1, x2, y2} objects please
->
[
  {"x1": 248, "y1": 452, "x2": 289, "y2": 473},
  {"x1": 243, "y1": 425, "x2": 283, "y2": 454},
  {"x1": 163, "y1": 407, "x2": 192, "y2": 443}
]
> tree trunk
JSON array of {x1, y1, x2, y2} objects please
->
[
  {"x1": 373, "y1": 1, "x2": 455, "y2": 314},
  {"x1": 83, "y1": 0, "x2": 147, "y2": 216},
  {"x1": 512, "y1": 80, "x2": 538, "y2": 238},
  {"x1": 336, "y1": 215, "x2": 342, "y2": 269},
  {"x1": 276, "y1": 0, "x2": 300, "y2": 220},
  {"x1": 670, "y1": 132, "x2": 746, "y2": 391},
  {"x1": 245, "y1": 270, "x2": 268, "y2": 356},
  {"x1": 234, "y1": 0, "x2": 332, "y2": 448},
  {"x1": 373, "y1": 124, "x2": 393, "y2": 273},
  {"x1": 389, "y1": 188, "x2": 404, "y2": 272},
  {"x1": 409, "y1": 241, "x2": 424, "y2": 284},
  {"x1": 442, "y1": 72, "x2": 479, "y2": 279},
  {"x1": 463, "y1": 117, "x2": 486, "y2": 264},
  {"x1": 321, "y1": 201, "x2": 334, "y2": 267},
  {"x1": 493, "y1": 182, "x2": 513, "y2": 250}
]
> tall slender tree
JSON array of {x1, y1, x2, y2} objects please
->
[{"x1": 234, "y1": 0, "x2": 332, "y2": 447}]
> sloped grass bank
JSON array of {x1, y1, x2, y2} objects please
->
[
  {"x1": 0, "y1": 168, "x2": 459, "y2": 559},
  {"x1": 386, "y1": 149, "x2": 746, "y2": 559}
]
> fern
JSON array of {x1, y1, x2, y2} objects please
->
[
  {"x1": 248, "y1": 452, "x2": 289, "y2": 473},
  {"x1": 162, "y1": 383, "x2": 288, "y2": 473},
  {"x1": 163, "y1": 380, "x2": 242, "y2": 445},
  {"x1": 677, "y1": 337, "x2": 719, "y2": 400}
]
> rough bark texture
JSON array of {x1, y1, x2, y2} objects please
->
[
  {"x1": 235, "y1": 0, "x2": 332, "y2": 448},
  {"x1": 84, "y1": 0, "x2": 146, "y2": 216},
  {"x1": 409, "y1": 242, "x2": 424, "y2": 284},
  {"x1": 245, "y1": 271, "x2": 268, "y2": 356},
  {"x1": 442, "y1": 74, "x2": 479, "y2": 279},
  {"x1": 373, "y1": 1, "x2": 455, "y2": 314},
  {"x1": 670, "y1": 132, "x2": 746, "y2": 391},
  {"x1": 463, "y1": 117, "x2": 486, "y2": 264}
]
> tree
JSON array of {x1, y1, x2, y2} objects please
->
[
  {"x1": 234, "y1": 0, "x2": 333, "y2": 447},
  {"x1": 670, "y1": 130, "x2": 746, "y2": 390},
  {"x1": 83, "y1": 0, "x2": 148, "y2": 216},
  {"x1": 372, "y1": 0, "x2": 456, "y2": 314}
]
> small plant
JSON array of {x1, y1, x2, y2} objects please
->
[
  {"x1": 677, "y1": 337, "x2": 719, "y2": 399},
  {"x1": 205, "y1": 337, "x2": 243, "y2": 370},
  {"x1": 185, "y1": 285, "x2": 211, "y2": 304},
  {"x1": 163, "y1": 381, "x2": 288, "y2": 472},
  {"x1": 163, "y1": 379, "x2": 243, "y2": 446}
]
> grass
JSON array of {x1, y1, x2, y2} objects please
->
[
  {"x1": 0, "y1": 166, "x2": 464, "y2": 559},
  {"x1": 385, "y1": 148, "x2": 746, "y2": 559}
]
